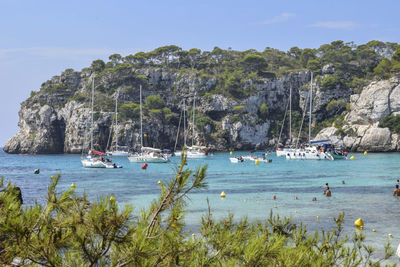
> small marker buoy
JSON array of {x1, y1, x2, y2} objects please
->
[
  {"x1": 110, "y1": 195, "x2": 116, "y2": 202},
  {"x1": 272, "y1": 194, "x2": 276, "y2": 200},
  {"x1": 350, "y1": 156, "x2": 355, "y2": 160},
  {"x1": 220, "y1": 191, "x2": 226, "y2": 198},
  {"x1": 255, "y1": 160, "x2": 259, "y2": 165},
  {"x1": 141, "y1": 163, "x2": 148, "y2": 170},
  {"x1": 71, "y1": 183, "x2": 76, "y2": 189},
  {"x1": 230, "y1": 151, "x2": 232, "y2": 155},
  {"x1": 372, "y1": 229, "x2": 376, "y2": 232},
  {"x1": 51, "y1": 176, "x2": 54, "y2": 179},
  {"x1": 317, "y1": 216, "x2": 319, "y2": 220},
  {"x1": 158, "y1": 180, "x2": 161, "y2": 184},
  {"x1": 192, "y1": 233, "x2": 196, "y2": 236},
  {"x1": 34, "y1": 169, "x2": 40, "y2": 174},
  {"x1": 274, "y1": 205, "x2": 277, "y2": 208},
  {"x1": 388, "y1": 234, "x2": 393, "y2": 238},
  {"x1": 243, "y1": 199, "x2": 247, "y2": 203},
  {"x1": 364, "y1": 151, "x2": 368, "y2": 156},
  {"x1": 354, "y1": 218, "x2": 364, "y2": 227}
]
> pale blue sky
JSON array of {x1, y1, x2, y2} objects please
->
[{"x1": 1, "y1": 0, "x2": 399, "y2": 146}]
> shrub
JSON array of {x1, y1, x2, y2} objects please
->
[
  {"x1": 258, "y1": 103, "x2": 268, "y2": 120},
  {"x1": 321, "y1": 75, "x2": 341, "y2": 90},
  {"x1": 379, "y1": 114, "x2": 400, "y2": 133},
  {"x1": 232, "y1": 105, "x2": 245, "y2": 112},
  {"x1": 145, "y1": 95, "x2": 164, "y2": 109}
]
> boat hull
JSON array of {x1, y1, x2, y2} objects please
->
[
  {"x1": 128, "y1": 155, "x2": 169, "y2": 163},
  {"x1": 285, "y1": 151, "x2": 333, "y2": 160},
  {"x1": 107, "y1": 151, "x2": 129, "y2": 157},
  {"x1": 81, "y1": 159, "x2": 108, "y2": 168}
]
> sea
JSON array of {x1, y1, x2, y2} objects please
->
[{"x1": 1, "y1": 149, "x2": 399, "y2": 263}]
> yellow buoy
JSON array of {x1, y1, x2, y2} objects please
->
[
  {"x1": 192, "y1": 233, "x2": 196, "y2": 236},
  {"x1": 110, "y1": 195, "x2": 116, "y2": 202},
  {"x1": 243, "y1": 199, "x2": 247, "y2": 203},
  {"x1": 230, "y1": 151, "x2": 232, "y2": 155},
  {"x1": 388, "y1": 234, "x2": 393, "y2": 238},
  {"x1": 350, "y1": 156, "x2": 355, "y2": 160},
  {"x1": 372, "y1": 229, "x2": 376, "y2": 232},
  {"x1": 274, "y1": 205, "x2": 278, "y2": 208},
  {"x1": 364, "y1": 151, "x2": 368, "y2": 156},
  {"x1": 158, "y1": 180, "x2": 161, "y2": 184},
  {"x1": 51, "y1": 176, "x2": 54, "y2": 179},
  {"x1": 255, "y1": 160, "x2": 259, "y2": 165},
  {"x1": 71, "y1": 183, "x2": 76, "y2": 189},
  {"x1": 220, "y1": 191, "x2": 226, "y2": 198},
  {"x1": 354, "y1": 218, "x2": 364, "y2": 227},
  {"x1": 317, "y1": 216, "x2": 319, "y2": 220}
]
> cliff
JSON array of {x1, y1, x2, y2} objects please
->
[{"x1": 4, "y1": 42, "x2": 400, "y2": 154}]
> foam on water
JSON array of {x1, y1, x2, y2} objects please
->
[{"x1": 1, "y1": 150, "x2": 399, "y2": 262}]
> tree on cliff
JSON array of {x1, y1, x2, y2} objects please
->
[{"x1": 240, "y1": 54, "x2": 268, "y2": 73}]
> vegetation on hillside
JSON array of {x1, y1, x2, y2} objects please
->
[{"x1": 0, "y1": 158, "x2": 396, "y2": 266}]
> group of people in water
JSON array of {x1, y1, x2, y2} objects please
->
[{"x1": 275, "y1": 179, "x2": 400, "y2": 202}]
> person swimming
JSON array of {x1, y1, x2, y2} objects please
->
[
  {"x1": 325, "y1": 187, "x2": 332, "y2": 197},
  {"x1": 394, "y1": 185, "x2": 400, "y2": 197}
]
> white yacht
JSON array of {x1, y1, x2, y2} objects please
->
[
  {"x1": 285, "y1": 73, "x2": 346, "y2": 161},
  {"x1": 127, "y1": 85, "x2": 170, "y2": 163},
  {"x1": 106, "y1": 90, "x2": 129, "y2": 156},
  {"x1": 128, "y1": 147, "x2": 169, "y2": 163},
  {"x1": 174, "y1": 94, "x2": 210, "y2": 158},
  {"x1": 276, "y1": 85, "x2": 294, "y2": 157},
  {"x1": 81, "y1": 77, "x2": 121, "y2": 168}
]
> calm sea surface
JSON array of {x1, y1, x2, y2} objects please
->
[{"x1": 1, "y1": 149, "x2": 399, "y2": 262}]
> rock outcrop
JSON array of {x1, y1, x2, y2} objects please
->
[{"x1": 315, "y1": 76, "x2": 400, "y2": 151}]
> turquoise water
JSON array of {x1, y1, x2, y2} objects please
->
[{"x1": 1, "y1": 149, "x2": 399, "y2": 262}]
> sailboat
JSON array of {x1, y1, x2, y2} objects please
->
[
  {"x1": 106, "y1": 90, "x2": 129, "y2": 156},
  {"x1": 285, "y1": 73, "x2": 346, "y2": 160},
  {"x1": 127, "y1": 85, "x2": 170, "y2": 163},
  {"x1": 81, "y1": 78, "x2": 122, "y2": 168},
  {"x1": 175, "y1": 94, "x2": 210, "y2": 158},
  {"x1": 276, "y1": 85, "x2": 295, "y2": 157}
]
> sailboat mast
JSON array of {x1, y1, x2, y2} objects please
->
[
  {"x1": 192, "y1": 93, "x2": 196, "y2": 147},
  {"x1": 90, "y1": 77, "x2": 94, "y2": 151},
  {"x1": 289, "y1": 85, "x2": 292, "y2": 144},
  {"x1": 115, "y1": 91, "x2": 118, "y2": 150},
  {"x1": 308, "y1": 72, "x2": 313, "y2": 144},
  {"x1": 183, "y1": 100, "x2": 187, "y2": 147},
  {"x1": 140, "y1": 84, "x2": 143, "y2": 149}
]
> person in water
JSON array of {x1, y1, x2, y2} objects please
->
[
  {"x1": 325, "y1": 187, "x2": 332, "y2": 197},
  {"x1": 323, "y1": 183, "x2": 329, "y2": 194},
  {"x1": 394, "y1": 185, "x2": 400, "y2": 197}
]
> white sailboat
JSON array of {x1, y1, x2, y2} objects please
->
[
  {"x1": 285, "y1": 72, "x2": 343, "y2": 160},
  {"x1": 128, "y1": 85, "x2": 170, "y2": 163},
  {"x1": 106, "y1": 90, "x2": 129, "y2": 156},
  {"x1": 175, "y1": 94, "x2": 210, "y2": 158},
  {"x1": 276, "y1": 85, "x2": 295, "y2": 157},
  {"x1": 81, "y1": 78, "x2": 122, "y2": 168}
]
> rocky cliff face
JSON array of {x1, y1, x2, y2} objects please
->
[
  {"x1": 315, "y1": 76, "x2": 400, "y2": 152},
  {"x1": 4, "y1": 68, "x2": 311, "y2": 153},
  {"x1": 4, "y1": 65, "x2": 400, "y2": 154}
]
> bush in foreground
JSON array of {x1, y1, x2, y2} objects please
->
[{"x1": 0, "y1": 156, "x2": 396, "y2": 266}]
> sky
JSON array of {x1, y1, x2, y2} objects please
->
[{"x1": 0, "y1": 0, "x2": 399, "y2": 146}]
